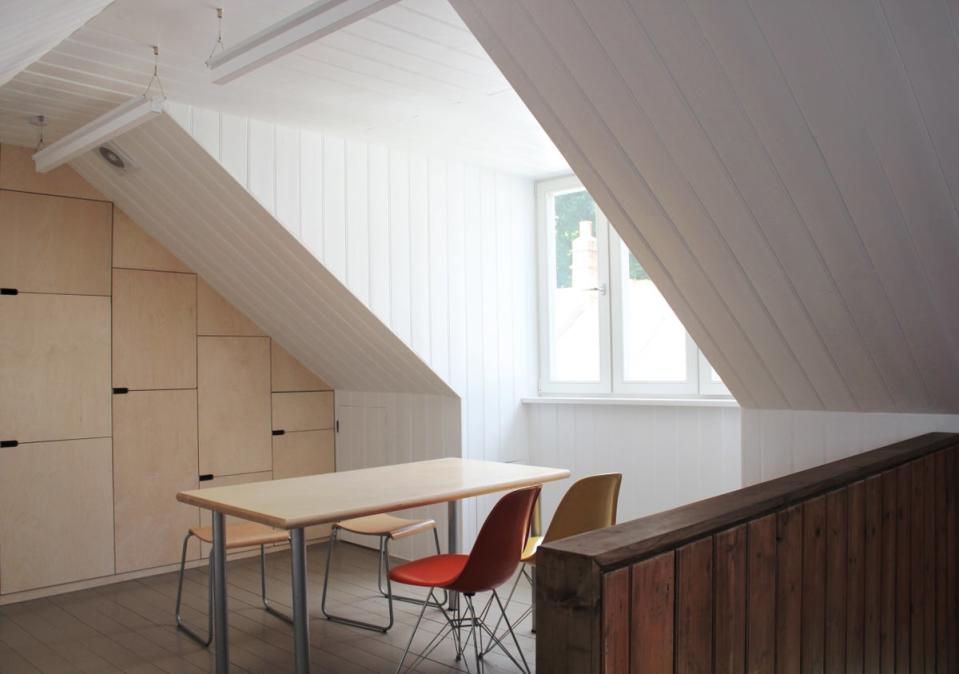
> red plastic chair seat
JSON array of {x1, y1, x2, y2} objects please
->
[{"x1": 389, "y1": 554, "x2": 468, "y2": 588}]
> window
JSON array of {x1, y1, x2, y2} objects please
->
[{"x1": 536, "y1": 176, "x2": 730, "y2": 397}]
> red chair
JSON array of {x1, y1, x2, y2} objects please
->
[{"x1": 390, "y1": 486, "x2": 540, "y2": 674}]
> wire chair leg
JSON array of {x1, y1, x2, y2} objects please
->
[
  {"x1": 395, "y1": 588, "x2": 434, "y2": 674},
  {"x1": 487, "y1": 588, "x2": 532, "y2": 674},
  {"x1": 175, "y1": 533, "x2": 213, "y2": 647},
  {"x1": 466, "y1": 595, "x2": 484, "y2": 674},
  {"x1": 378, "y1": 531, "x2": 448, "y2": 608},
  {"x1": 322, "y1": 528, "x2": 394, "y2": 632},
  {"x1": 480, "y1": 563, "x2": 526, "y2": 655}
]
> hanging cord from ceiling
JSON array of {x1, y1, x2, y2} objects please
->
[
  {"x1": 206, "y1": 8, "x2": 225, "y2": 66},
  {"x1": 142, "y1": 45, "x2": 167, "y2": 99},
  {"x1": 30, "y1": 115, "x2": 47, "y2": 151}
]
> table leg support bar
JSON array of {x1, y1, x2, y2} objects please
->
[{"x1": 447, "y1": 499, "x2": 460, "y2": 613}]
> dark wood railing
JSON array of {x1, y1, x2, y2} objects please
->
[{"x1": 536, "y1": 432, "x2": 959, "y2": 673}]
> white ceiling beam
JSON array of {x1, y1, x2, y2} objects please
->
[
  {"x1": 32, "y1": 95, "x2": 163, "y2": 173},
  {"x1": 207, "y1": 0, "x2": 400, "y2": 85}
]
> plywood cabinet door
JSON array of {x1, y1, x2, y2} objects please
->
[
  {"x1": 198, "y1": 336, "x2": 271, "y2": 476},
  {"x1": 271, "y1": 341, "x2": 330, "y2": 392},
  {"x1": 0, "y1": 144, "x2": 105, "y2": 201},
  {"x1": 112, "y1": 269, "x2": 197, "y2": 390},
  {"x1": 273, "y1": 430, "x2": 335, "y2": 540},
  {"x1": 113, "y1": 390, "x2": 199, "y2": 573},
  {"x1": 0, "y1": 190, "x2": 112, "y2": 295},
  {"x1": 0, "y1": 438, "x2": 115, "y2": 594},
  {"x1": 271, "y1": 392, "x2": 334, "y2": 432},
  {"x1": 0, "y1": 293, "x2": 110, "y2": 444}
]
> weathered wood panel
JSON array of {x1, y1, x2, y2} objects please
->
[{"x1": 630, "y1": 552, "x2": 674, "y2": 674}]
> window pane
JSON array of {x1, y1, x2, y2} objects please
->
[
  {"x1": 550, "y1": 189, "x2": 600, "y2": 381},
  {"x1": 621, "y1": 251, "x2": 687, "y2": 381}
]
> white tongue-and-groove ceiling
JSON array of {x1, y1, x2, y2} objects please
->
[
  {"x1": 0, "y1": 0, "x2": 565, "y2": 177},
  {"x1": 71, "y1": 113, "x2": 454, "y2": 396},
  {"x1": 450, "y1": 0, "x2": 959, "y2": 413}
]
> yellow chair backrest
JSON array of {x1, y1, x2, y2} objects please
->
[{"x1": 542, "y1": 472, "x2": 622, "y2": 545}]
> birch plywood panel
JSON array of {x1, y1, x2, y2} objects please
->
[
  {"x1": 0, "y1": 293, "x2": 110, "y2": 443},
  {"x1": 112, "y1": 269, "x2": 196, "y2": 390},
  {"x1": 198, "y1": 336, "x2": 271, "y2": 476},
  {"x1": 0, "y1": 144, "x2": 105, "y2": 201},
  {"x1": 112, "y1": 207, "x2": 189, "y2": 273},
  {"x1": 197, "y1": 277, "x2": 264, "y2": 336},
  {"x1": 0, "y1": 438, "x2": 114, "y2": 594},
  {"x1": 113, "y1": 389, "x2": 199, "y2": 573},
  {"x1": 273, "y1": 430, "x2": 335, "y2": 540},
  {"x1": 0, "y1": 189, "x2": 111, "y2": 295},
  {"x1": 271, "y1": 341, "x2": 330, "y2": 392},
  {"x1": 271, "y1": 392, "x2": 334, "y2": 432}
]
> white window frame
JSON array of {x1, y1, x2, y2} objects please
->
[
  {"x1": 536, "y1": 175, "x2": 731, "y2": 398},
  {"x1": 536, "y1": 176, "x2": 611, "y2": 394}
]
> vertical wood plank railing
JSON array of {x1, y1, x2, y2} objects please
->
[{"x1": 536, "y1": 433, "x2": 959, "y2": 673}]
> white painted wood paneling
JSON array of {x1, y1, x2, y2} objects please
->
[
  {"x1": 0, "y1": 0, "x2": 111, "y2": 88},
  {"x1": 0, "y1": 0, "x2": 564, "y2": 177},
  {"x1": 527, "y1": 402, "x2": 742, "y2": 528},
  {"x1": 450, "y1": 0, "x2": 959, "y2": 413},
  {"x1": 71, "y1": 114, "x2": 453, "y2": 396},
  {"x1": 741, "y1": 409, "x2": 959, "y2": 485}
]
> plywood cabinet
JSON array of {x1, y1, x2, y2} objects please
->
[
  {"x1": 113, "y1": 390, "x2": 199, "y2": 573},
  {"x1": 113, "y1": 207, "x2": 189, "y2": 273},
  {"x1": 197, "y1": 278, "x2": 264, "y2": 336},
  {"x1": 0, "y1": 293, "x2": 110, "y2": 444},
  {"x1": 271, "y1": 341, "x2": 330, "y2": 392},
  {"x1": 112, "y1": 269, "x2": 196, "y2": 390},
  {"x1": 0, "y1": 190, "x2": 112, "y2": 295},
  {"x1": 273, "y1": 430, "x2": 335, "y2": 540},
  {"x1": 0, "y1": 438, "x2": 115, "y2": 594},
  {"x1": 271, "y1": 392, "x2": 334, "y2": 432},
  {"x1": 198, "y1": 336, "x2": 271, "y2": 476}
]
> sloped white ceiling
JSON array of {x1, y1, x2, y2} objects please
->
[
  {"x1": 71, "y1": 113, "x2": 454, "y2": 396},
  {"x1": 0, "y1": 0, "x2": 112, "y2": 88},
  {"x1": 451, "y1": 0, "x2": 959, "y2": 413}
]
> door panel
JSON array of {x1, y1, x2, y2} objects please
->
[
  {"x1": 0, "y1": 293, "x2": 110, "y2": 444},
  {"x1": 271, "y1": 392, "x2": 334, "y2": 432},
  {"x1": 0, "y1": 190, "x2": 111, "y2": 295},
  {"x1": 112, "y1": 269, "x2": 196, "y2": 390},
  {"x1": 0, "y1": 438, "x2": 114, "y2": 594},
  {"x1": 113, "y1": 390, "x2": 199, "y2": 573},
  {"x1": 198, "y1": 336, "x2": 271, "y2": 476}
]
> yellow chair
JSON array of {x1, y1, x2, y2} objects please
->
[{"x1": 484, "y1": 472, "x2": 622, "y2": 641}]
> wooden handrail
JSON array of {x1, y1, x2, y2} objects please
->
[{"x1": 536, "y1": 431, "x2": 959, "y2": 673}]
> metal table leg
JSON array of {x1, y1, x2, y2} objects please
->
[
  {"x1": 447, "y1": 499, "x2": 460, "y2": 613},
  {"x1": 212, "y1": 512, "x2": 229, "y2": 674},
  {"x1": 290, "y1": 527, "x2": 310, "y2": 673}
]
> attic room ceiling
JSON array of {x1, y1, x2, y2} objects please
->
[{"x1": 0, "y1": 0, "x2": 566, "y2": 178}]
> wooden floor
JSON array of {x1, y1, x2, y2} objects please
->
[{"x1": 0, "y1": 542, "x2": 536, "y2": 674}]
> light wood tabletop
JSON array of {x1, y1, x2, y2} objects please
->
[{"x1": 177, "y1": 457, "x2": 570, "y2": 530}]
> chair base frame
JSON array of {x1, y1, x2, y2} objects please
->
[
  {"x1": 395, "y1": 587, "x2": 531, "y2": 674},
  {"x1": 174, "y1": 531, "x2": 292, "y2": 647},
  {"x1": 320, "y1": 526, "x2": 448, "y2": 633}
]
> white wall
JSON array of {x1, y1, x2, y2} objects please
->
[
  {"x1": 168, "y1": 102, "x2": 538, "y2": 544},
  {"x1": 741, "y1": 409, "x2": 959, "y2": 485},
  {"x1": 527, "y1": 401, "x2": 741, "y2": 527}
]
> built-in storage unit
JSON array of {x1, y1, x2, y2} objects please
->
[{"x1": 0, "y1": 144, "x2": 335, "y2": 601}]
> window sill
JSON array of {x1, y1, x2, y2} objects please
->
[{"x1": 522, "y1": 396, "x2": 739, "y2": 409}]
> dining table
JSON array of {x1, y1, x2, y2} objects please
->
[{"x1": 176, "y1": 457, "x2": 570, "y2": 674}]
